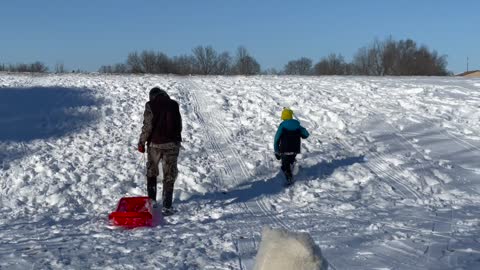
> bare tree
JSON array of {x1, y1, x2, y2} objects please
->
[
  {"x1": 263, "y1": 68, "x2": 281, "y2": 75},
  {"x1": 100, "y1": 63, "x2": 128, "y2": 74},
  {"x1": 215, "y1": 51, "x2": 232, "y2": 75},
  {"x1": 54, "y1": 62, "x2": 66, "y2": 73},
  {"x1": 367, "y1": 39, "x2": 383, "y2": 75},
  {"x1": 113, "y1": 63, "x2": 128, "y2": 73},
  {"x1": 172, "y1": 55, "x2": 196, "y2": 75},
  {"x1": 284, "y1": 57, "x2": 313, "y2": 75},
  {"x1": 127, "y1": 52, "x2": 143, "y2": 73},
  {"x1": 313, "y1": 59, "x2": 329, "y2": 75},
  {"x1": 330, "y1": 53, "x2": 346, "y2": 75},
  {"x1": 382, "y1": 37, "x2": 398, "y2": 75},
  {"x1": 354, "y1": 39, "x2": 397, "y2": 75},
  {"x1": 344, "y1": 63, "x2": 356, "y2": 75},
  {"x1": 98, "y1": 65, "x2": 112, "y2": 73},
  {"x1": 353, "y1": 39, "x2": 390, "y2": 75},
  {"x1": 394, "y1": 39, "x2": 416, "y2": 75},
  {"x1": 12, "y1": 63, "x2": 29, "y2": 72},
  {"x1": 351, "y1": 37, "x2": 449, "y2": 76},
  {"x1": 314, "y1": 54, "x2": 346, "y2": 75},
  {"x1": 140, "y1": 50, "x2": 158, "y2": 73},
  {"x1": 353, "y1": 47, "x2": 370, "y2": 75},
  {"x1": 154, "y1": 52, "x2": 172, "y2": 74},
  {"x1": 431, "y1": 52, "x2": 448, "y2": 76},
  {"x1": 233, "y1": 46, "x2": 260, "y2": 75},
  {"x1": 28, "y1": 62, "x2": 48, "y2": 73},
  {"x1": 192, "y1": 45, "x2": 219, "y2": 75}
]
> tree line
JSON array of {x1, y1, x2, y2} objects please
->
[
  {"x1": 0, "y1": 62, "x2": 49, "y2": 73},
  {"x1": 100, "y1": 38, "x2": 449, "y2": 76},
  {"x1": 0, "y1": 62, "x2": 72, "y2": 73},
  {"x1": 99, "y1": 46, "x2": 261, "y2": 75},
  {"x1": 281, "y1": 38, "x2": 449, "y2": 76},
  {"x1": 0, "y1": 37, "x2": 450, "y2": 76}
]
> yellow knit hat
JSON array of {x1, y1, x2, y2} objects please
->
[{"x1": 281, "y1": 107, "x2": 293, "y2": 120}]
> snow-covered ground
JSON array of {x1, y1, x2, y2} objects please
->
[{"x1": 1, "y1": 73, "x2": 480, "y2": 269}]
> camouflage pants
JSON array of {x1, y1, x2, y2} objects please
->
[{"x1": 146, "y1": 142, "x2": 180, "y2": 182}]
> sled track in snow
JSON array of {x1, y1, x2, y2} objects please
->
[
  {"x1": 185, "y1": 80, "x2": 246, "y2": 190},
  {"x1": 339, "y1": 138, "x2": 424, "y2": 202},
  {"x1": 340, "y1": 113, "x2": 463, "y2": 268},
  {"x1": 184, "y1": 78, "x2": 295, "y2": 269},
  {"x1": 177, "y1": 81, "x2": 224, "y2": 191},
  {"x1": 423, "y1": 117, "x2": 480, "y2": 156},
  {"x1": 337, "y1": 139, "x2": 437, "y2": 268},
  {"x1": 203, "y1": 98, "x2": 292, "y2": 231},
  {"x1": 381, "y1": 119, "x2": 462, "y2": 267},
  {"x1": 187, "y1": 78, "x2": 291, "y2": 230},
  {"x1": 192, "y1": 78, "x2": 343, "y2": 270}
]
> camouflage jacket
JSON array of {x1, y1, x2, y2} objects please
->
[{"x1": 139, "y1": 95, "x2": 182, "y2": 146}]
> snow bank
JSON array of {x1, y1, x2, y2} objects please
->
[
  {"x1": 253, "y1": 226, "x2": 328, "y2": 270},
  {"x1": 2, "y1": 74, "x2": 480, "y2": 269}
]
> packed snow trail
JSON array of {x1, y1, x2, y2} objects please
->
[{"x1": 1, "y1": 73, "x2": 480, "y2": 269}]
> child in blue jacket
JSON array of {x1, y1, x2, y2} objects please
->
[{"x1": 274, "y1": 108, "x2": 310, "y2": 185}]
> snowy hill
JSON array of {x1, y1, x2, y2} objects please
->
[{"x1": 1, "y1": 73, "x2": 480, "y2": 269}]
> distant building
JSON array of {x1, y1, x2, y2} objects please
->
[{"x1": 457, "y1": 70, "x2": 480, "y2": 77}]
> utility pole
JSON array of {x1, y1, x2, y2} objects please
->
[{"x1": 467, "y1": 57, "x2": 469, "y2": 72}]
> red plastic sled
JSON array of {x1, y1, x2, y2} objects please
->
[{"x1": 109, "y1": 196, "x2": 154, "y2": 228}]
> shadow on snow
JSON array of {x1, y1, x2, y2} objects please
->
[
  {"x1": 182, "y1": 155, "x2": 365, "y2": 205},
  {"x1": 0, "y1": 87, "x2": 103, "y2": 165}
]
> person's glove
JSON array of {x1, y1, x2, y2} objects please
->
[
  {"x1": 275, "y1": 152, "x2": 281, "y2": 160},
  {"x1": 138, "y1": 143, "x2": 145, "y2": 153}
]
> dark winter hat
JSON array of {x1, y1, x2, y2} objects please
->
[{"x1": 149, "y1": 87, "x2": 168, "y2": 101}]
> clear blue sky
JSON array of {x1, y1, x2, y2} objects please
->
[{"x1": 0, "y1": 0, "x2": 477, "y2": 74}]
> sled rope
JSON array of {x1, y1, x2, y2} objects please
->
[{"x1": 133, "y1": 151, "x2": 146, "y2": 179}]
